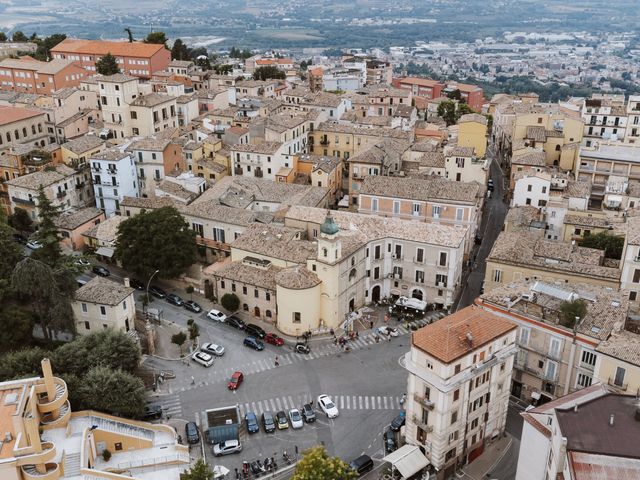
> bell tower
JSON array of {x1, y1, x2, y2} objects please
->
[{"x1": 317, "y1": 211, "x2": 341, "y2": 264}]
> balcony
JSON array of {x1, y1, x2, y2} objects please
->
[
  {"x1": 107, "y1": 168, "x2": 117, "y2": 175},
  {"x1": 607, "y1": 377, "x2": 628, "y2": 391},
  {"x1": 413, "y1": 393, "x2": 434, "y2": 410},
  {"x1": 12, "y1": 196, "x2": 35, "y2": 206},
  {"x1": 411, "y1": 415, "x2": 433, "y2": 433},
  {"x1": 56, "y1": 191, "x2": 66, "y2": 199},
  {"x1": 542, "y1": 370, "x2": 558, "y2": 383},
  {"x1": 319, "y1": 138, "x2": 329, "y2": 145},
  {"x1": 36, "y1": 378, "x2": 68, "y2": 414},
  {"x1": 75, "y1": 181, "x2": 85, "y2": 189}
]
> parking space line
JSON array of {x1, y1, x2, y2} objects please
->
[
  {"x1": 282, "y1": 397, "x2": 290, "y2": 410},
  {"x1": 377, "y1": 396, "x2": 382, "y2": 409}
]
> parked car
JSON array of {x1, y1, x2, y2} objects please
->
[
  {"x1": 245, "y1": 323, "x2": 266, "y2": 339},
  {"x1": 264, "y1": 332, "x2": 284, "y2": 346},
  {"x1": 213, "y1": 439, "x2": 242, "y2": 456},
  {"x1": 318, "y1": 394, "x2": 339, "y2": 418},
  {"x1": 377, "y1": 326, "x2": 399, "y2": 337},
  {"x1": 26, "y1": 239, "x2": 43, "y2": 250},
  {"x1": 207, "y1": 309, "x2": 227, "y2": 322},
  {"x1": 390, "y1": 412, "x2": 406, "y2": 432},
  {"x1": 226, "y1": 316, "x2": 245, "y2": 330},
  {"x1": 201, "y1": 342, "x2": 225, "y2": 356},
  {"x1": 184, "y1": 300, "x2": 202, "y2": 313},
  {"x1": 227, "y1": 371, "x2": 243, "y2": 390},
  {"x1": 245, "y1": 411, "x2": 259, "y2": 433},
  {"x1": 348, "y1": 455, "x2": 373, "y2": 476},
  {"x1": 384, "y1": 429, "x2": 396, "y2": 453},
  {"x1": 166, "y1": 293, "x2": 184, "y2": 306},
  {"x1": 262, "y1": 412, "x2": 276, "y2": 433},
  {"x1": 185, "y1": 421, "x2": 200, "y2": 444},
  {"x1": 192, "y1": 351, "x2": 214, "y2": 367},
  {"x1": 129, "y1": 278, "x2": 145, "y2": 290},
  {"x1": 12, "y1": 233, "x2": 27, "y2": 244},
  {"x1": 92, "y1": 265, "x2": 110, "y2": 277},
  {"x1": 487, "y1": 179, "x2": 495, "y2": 191},
  {"x1": 149, "y1": 285, "x2": 167, "y2": 298},
  {"x1": 75, "y1": 258, "x2": 90, "y2": 267},
  {"x1": 289, "y1": 408, "x2": 303, "y2": 429},
  {"x1": 275, "y1": 411, "x2": 289, "y2": 430},
  {"x1": 142, "y1": 404, "x2": 163, "y2": 420},
  {"x1": 243, "y1": 336, "x2": 265, "y2": 351},
  {"x1": 302, "y1": 403, "x2": 316, "y2": 423}
]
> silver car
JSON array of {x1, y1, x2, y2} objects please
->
[
  {"x1": 201, "y1": 342, "x2": 225, "y2": 356},
  {"x1": 213, "y1": 439, "x2": 242, "y2": 456}
]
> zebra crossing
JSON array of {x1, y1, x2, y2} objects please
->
[
  {"x1": 235, "y1": 393, "x2": 404, "y2": 417},
  {"x1": 151, "y1": 393, "x2": 183, "y2": 418}
]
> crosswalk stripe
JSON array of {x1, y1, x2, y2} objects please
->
[
  {"x1": 358, "y1": 396, "x2": 363, "y2": 409},
  {"x1": 339, "y1": 396, "x2": 344, "y2": 409},
  {"x1": 365, "y1": 396, "x2": 369, "y2": 409},
  {"x1": 269, "y1": 399, "x2": 276, "y2": 411},
  {"x1": 288, "y1": 396, "x2": 296, "y2": 410},
  {"x1": 384, "y1": 396, "x2": 388, "y2": 409},
  {"x1": 275, "y1": 397, "x2": 282, "y2": 411}
]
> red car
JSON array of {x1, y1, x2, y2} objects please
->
[
  {"x1": 264, "y1": 333, "x2": 284, "y2": 346},
  {"x1": 228, "y1": 371, "x2": 244, "y2": 390}
]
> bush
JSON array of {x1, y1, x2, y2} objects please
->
[
  {"x1": 220, "y1": 293, "x2": 240, "y2": 312},
  {"x1": 102, "y1": 449, "x2": 112, "y2": 462}
]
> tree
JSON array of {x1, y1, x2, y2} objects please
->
[
  {"x1": 124, "y1": 28, "x2": 134, "y2": 43},
  {"x1": 188, "y1": 322, "x2": 199, "y2": 343},
  {"x1": 220, "y1": 293, "x2": 240, "y2": 312},
  {"x1": 12, "y1": 258, "x2": 75, "y2": 341},
  {"x1": 292, "y1": 446, "x2": 357, "y2": 480},
  {"x1": 0, "y1": 32, "x2": 7, "y2": 42},
  {"x1": 8, "y1": 208, "x2": 33, "y2": 233},
  {"x1": 12, "y1": 31, "x2": 27, "y2": 42},
  {"x1": 171, "y1": 38, "x2": 189, "y2": 60},
  {"x1": 0, "y1": 220, "x2": 22, "y2": 301},
  {"x1": 214, "y1": 64, "x2": 233, "y2": 75},
  {"x1": 437, "y1": 100, "x2": 458, "y2": 126},
  {"x1": 171, "y1": 331, "x2": 187, "y2": 354},
  {"x1": 96, "y1": 52, "x2": 120, "y2": 75},
  {"x1": 559, "y1": 299, "x2": 588, "y2": 329},
  {"x1": 447, "y1": 88, "x2": 462, "y2": 100},
  {"x1": 181, "y1": 459, "x2": 213, "y2": 480},
  {"x1": 0, "y1": 347, "x2": 49, "y2": 380},
  {"x1": 253, "y1": 66, "x2": 286, "y2": 81},
  {"x1": 33, "y1": 33, "x2": 66, "y2": 61},
  {"x1": 579, "y1": 231, "x2": 624, "y2": 260},
  {"x1": 77, "y1": 366, "x2": 146, "y2": 417},
  {"x1": 0, "y1": 307, "x2": 34, "y2": 353},
  {"x1": 144, "y1": 31, "x2": 167, "y2": 47},
  {"x1": 229, "y1": 47, "x2": 252, "y2": 59},
  {"x1": 115, "y1": 206, "x2": 196, "y2": 280},
  {"x1": 195, "y1": 56, "x2": 211, "y2": 70},
  {"x1": 31, "y1": 186, "x2": 62, "y2": 267}
]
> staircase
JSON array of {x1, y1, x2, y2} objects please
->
[
  {"x1": 64, "y1": 452, "x2": 81, "y2": 477},
  {"x1": 85, "y1": 415, "x2": 155, "y2": 441}
]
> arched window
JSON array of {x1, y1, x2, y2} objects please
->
[
  {"x1": 6, "y1": 132, "x2": 11, "y2": 142},
  {"x1": 349, "y1": 268, "x2": 356, "y2": 281},
  {"x1": 31, "y1": 125, "x2": 36, "y2": 135},
  {"x1": 22, "y1": 127, "x2": 27, "y2": 137},
  {"x1": 266, "y1": 310, "x2": 272, "y2": 318},
  {"x1": 14, "y1": 129, "x2": 19, "y2": 140},
  {"x1": 322, "y1": 247, "x2": 328, "y2": 257},
  {"x1": 351, "y1": 257, "x2": 355, "y2": 266},
  {"x1": 243, "y1": 303, "x2": 248, "y2": 311},
  {"x1": 555, "y1": 144, "x2": 561, "y2": 152}
]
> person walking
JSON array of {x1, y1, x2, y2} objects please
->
[
  {"x1": 369, "y1": 319, "x2": 374, "y2": 329},
  {"x1": 191, "y1": 375, "x2": 195, "y2": 385},
  {"x1": 274, "y1": 356, "x2": 279, "y2": 367}
]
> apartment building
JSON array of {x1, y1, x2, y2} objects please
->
[
  {"x1": 230, "y1": 141, "x2": 292, "y2": 181},
  {"x1": 581, "y1": 95, "x2": 628, "y2": 146},
  {"x1": 54, "y1": 206, "x2": 104, "y2": 251},
  {"x1": 484, "y1": 230, "x2": 621, "y2": 293},
  {"x1": 516, "y1": 384, "x2": 640, "y2": 480},
  {"x1": 353, "y1": 84, "x2": 413, "y2": 117},
  {"x1": 90, "y1": 148, "x2": 139, "y2": 216},
  {"x1": 128, "y1": 132, "x2": 184, "y2": 196},
  {"x1": 509, "y1": 150, "x2": 547, "y2": 189},
  {"x1": 625, "y1": 95, "x2": 640, "y2": 143},
  {"x1": 0, "y1": 57, "x2": 88, "y2": 94},
  {"x1": 130, "y1": 92, "x2": 178, "y2": 136},
  {"x1": 402, "y1": 306, "x2": 517, "y2": 479},
  {"x1": 49, "y1": 87, "x2": 100, "y2": 143},
  {"x1": 457, "y1": 113, "x2": 488, "y2": 158},
  {"x1": 393, "y1": 77, "x2": 443, "y2": 100},
  {"x1": 60, "y1": 135, "x2": 106, "y2": 168},
  {"x1": 50, "y1": 38, "x2": 171, "y2": 77},
  {"x1": 0, "y1": 358, "x2": 189, "y2": 480},
  {"x1": 90, "y1": 73, "x2": 140, "y2": 141},
  {"x1": 6, "y1": 164, "x2": 94, "y2": 221},
  {"x1": 594, "y1": 330, "x2": 640, "y2": 394},
  {"x1": 511, "y1": 172, "x2": 551, "y2": 208},
  {"x1": 0, "y1": 105, "x2": 49, "y2": 149},
  {"x1": 73, "y1": 276, "x2": 135, "y2": 333},
  {"x1": 478, "y1": 280, "x2": 627, "y2": 404},
  {"x1": 365, "y1": 59, "x2": 392, "y2": 85},
  {"x1": 235, "y1": 80, "x2": 278, "y2": 98},
  {"x1": 443, "y1": 146, "x2": 488, "y2": 184},
  {"x1": 620, "y1": 216, "x2": 640, "y2": 315},
  {"x1": 544, "y1": 180, "x2": 591, "y2": 241},
  {"x1": 358, "y1": 175, "x2": 481, "y2": 259},
  {"x1": 296, "y1": 154, "x2": 343, "y2": 203}
]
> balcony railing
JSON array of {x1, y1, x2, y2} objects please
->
[
  {"x1": 411, "y1": 415, "x2": 433, "y2": 433},
  {"x1": 413, "y1": 393, "x2": 434, "y2": 410},
  {"x1": 12, "y1": 196, "x2": 35, "y2": 206},
  {"x1": 56, "y1": 191, "x2": 67, "y2": 199}
]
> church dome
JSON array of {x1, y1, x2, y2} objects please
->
[{"x1": 320, "y1": 212, "x2": 339, "y2": 235}]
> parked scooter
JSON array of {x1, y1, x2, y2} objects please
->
[{"x1": 295, "y1": 343, "x2": 310, "y2": 354}]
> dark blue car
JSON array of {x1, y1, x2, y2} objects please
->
[
  {"x1": 245, "y1": 411, "x2": 259, "y2": 433},
  {"x1": 243, "y1": 336, "x2": 265, "y2": 351}
]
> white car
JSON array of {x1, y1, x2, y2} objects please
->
[
  {"x1": 192, "y1": 351, "x2": 214, "y2": 367},
  {"x1": 201, "y1": 342, "x2": 225, "y2": 356},
  {"x1": 26, "y1": 239, "x2": 43, "y2": 250},
  {"x1": 213, "y1": 439, "x2": 242, "y2": 456},
  {"x1": 377, "y1": 326, "x2": 399, "y2": 337},
  {"x1": 207, "y1": 309, "x2": 227, "y2": 322},
  {"x1": 318, "y1": 394, "x2": 339, "y2": 418},
  {"x1": 289, "y1": 408, "x2": 304, "y2": 429}
]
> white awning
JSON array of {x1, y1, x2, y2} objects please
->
[
  {"x1": 95, "y1": 246, "x2": 114, "y2": 258},
  {"x1": 383, "y1": 444, "x2": 429, "y2": 478}
]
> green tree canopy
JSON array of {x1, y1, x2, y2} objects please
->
[
  {"x1": 115, "y1": 206, "x2": 196, "y2": 279},
  {"x1": 96, "y1": 52, "x2": 120, "y2": 75},
  {"x1": 181, "y1": 459, "x2": 213, "y2": 480},
  {"x1": 559, "y1": 299, "x2": 588, "y2": 328},
  {"x1": 171, "y1": 38, "x2": 190, "y2": 60},
  {"x1": 171, "y1": 331, "x2": 187, "y2": 354},
  {"x1": 0, "y1": 347, "x2": 50, "y2": 380},
  {"x1": 437, "y1": 100, "x2": 475, "y2": 126},
  {"x1": 8, "y1": 207, "x2": 33, "y2": 233},
  {"x1": 33, "y1": 33, "x2": 66, "y2": 61},
  {"x1": 0, "y1": 32, "x2": 7, "y2": 42},
  {"x1": 144, "y1": 31, "x2": 167, "y2": 47},
  {"x1": 0, "y1": 307, "x2": 34, "y2": 354},
  {"x1": 0, "y1": 220, "x2": 22, "y2": 300},
  {"x1": 77, "y1": 366, "x2": 146, "y2": 417},
  {"x1": 253, "y1": 65, "x2": 286, "y2": 81},
  {"x1": 292, "y1": 446, "x2": 357, "y2": 480},
  {"x1": 12, "y1": 31, "x2": 28, "y2": 42},
  {"x1": 220, "y1": 293, "x2": 240, "y2": 312},
  {"x1": 229, "y1": 47, "x2": 252, "y2": 59},
  {"x1": 578, "y1": 231, "x2": 624, "y2": 259},
  {"x1": 31, "y1": 186, "x2": 63, "y2": 267},
  {"x1": 214, "y1": 64, "x2": 233, "y2": 75}
]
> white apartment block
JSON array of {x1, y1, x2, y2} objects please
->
[
  {"x1": 231, "y1": 141, "x2": 294, "y2": 181},
  {"x1": 511, "y1": 172, "x2": 551, "y2": 208},
  {"x1": 403, "y1": 306, "x2": 517, "y2": 480},
  {"x1": 90, "y1": 147, "x2": 139, "y2": 216}
]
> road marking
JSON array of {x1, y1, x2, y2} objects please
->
[
  {"x1": 275, "y1": 397, "x2": 282, "y2": 411},
  {"x1": 377, "y1": 396, "x2": 382, "y2": 409},
  {"x1": 383, "y1": 397, "x2": 388, "y2": 409},
  {"x1": 288, "y1": 396, "x2": 296, "y2": 410},
  {"x1": 269, "y1": 399, "x2": 276, "y2": 411},
  {"x1": 365, "y1": 397, "x2": 369, "y2": 409}
]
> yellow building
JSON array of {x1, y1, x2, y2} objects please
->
[
  {"x1": 561, "y1": 211, "x2": 625, "y2": 243},
  {"x1": 60, "y1": 135, "x2": 106, "y2": 169},
  {"x1": 0, "y1": 358, "x2": 189, "y2": 480},
  {"x1": 457, "y1": 113, "x2": 488, "y2": 158},
  {"x1": 595, "y1": 330, "x2": 640, "y2": 394}
]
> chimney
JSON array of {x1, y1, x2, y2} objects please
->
[
  {"x1": 124, "y1": 277, "x2": 130, "y2": 288},
  {"x1": 573, "y1": 403, "x2": 578, "y2": 413},
  {"x1": 609, "y1": 413, "x2": 615, "y2": 426},
  {"x1": 466, "y1": 332, "x2": 474, "y2": 348}
]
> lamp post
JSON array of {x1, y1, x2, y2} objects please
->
[{"x1": 145, "y1": 269, "x2": 160, "y2": 314}]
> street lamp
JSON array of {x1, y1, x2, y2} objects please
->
[{"x1": 145, "y1": 269, "x2": 160, "y2": 314}]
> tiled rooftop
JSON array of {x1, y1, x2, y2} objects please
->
[
  {"x1": 412, "y1": 305, "x2": 516, "y2": 363},
  {"x1": 82, "y1": 215, "x2": 124, "y2": 244},
  {"x1": 62, "y1": 135, "x2": 105, "y2": 154},
  {"x1": 54, "y1": 207, "x2": 103, "y2": 230},
  {"x1": 275, "y1": 266, "x2": 321, "y2": 290},
  {"x1": 511, "y1": 150, "x2": 547, "y2": 166},
  {"x1": 232, "y1": 224, "x2": 317, "y2": 263},
  {"x1": 230, "y1": 141, "x2": 282, "y2": 155},
  {"x1": 131, "y1": 93, "x2": 174, "y2": 108},
  {"x1": 314, "y1": 121, "x2": 412, "y2": 140},
  {"x1": 0, "y1": 105, "x2": 44, "y2": 126},
  {"x1": 596, "y1": 330, "x2": 640, "y2": 366},
  {"x1": 6, "y1": 164, "x2": 76, "y2": 189},
  {"x1": 75, "y1": 276, "x2": 134, "y2": 305},
  {"x1": 360, "y1": 175, "x2": 480, "y2": 204},
  {"x1": 212, "y1": 261, "x2": 281, "y2": 290}
]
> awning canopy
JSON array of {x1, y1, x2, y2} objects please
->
[
  {"x1": 383, "y1": 444, "x2": 430, "y2": 478},
  {"x1": 95, "y1": 246, "x2": 114, "y2": 258}
]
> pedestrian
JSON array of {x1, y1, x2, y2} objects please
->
[
  {"x1": 310, "y1": 399, "x2": 314, "y2": 407},
  {"x1": 356, "y1": 331, "x2": 359, "y2": 338},
  {"x1": 384, "y1": 314, "x2": 389, "y2": 323},
  {"x1": 190, "y1": 375, "x2": 195, "y2": 385},
  {"x1": 388, "y1": 334, "x2": 391, "y2": 342},
  {"x1": 375, "y1": 335, "x2": 380, "y2": 343},
  {"x1": 235, "y1": 468, "x2": 239, "y2": 480},
  {"x1": 274, "y1": 356, "x2": 279, "y2": 367},
  {"x1": 369, "y1": 320, "x2": 374, "y2": 329}
]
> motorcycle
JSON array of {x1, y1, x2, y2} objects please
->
[
  {"x1": 295, "y1": 343, "x2": 310, "y2": 354},
  {"x1": 283, "y1": 451, "x2": 292, "y2": 465}
]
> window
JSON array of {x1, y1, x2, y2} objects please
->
[
  {"x1": 372, "y1": 198, "x2": 378, "y2": 211},
  {"x1": 416, "y1": 248, "x2": 424, "y2": 263},
  {"x1": 439, "y1": 252, "x2": 447, "y2": 267},
  {"x1": 415, "y1": 270, "x2": 424, "y2": 283},
  {"x1": 493, "y1": 269, "x2": 502, "y2": 283},
  {"x1": 374, "y1": 245, "x2": 381, "y2": 259},
  {"x1": 293, "y1": 312, "x2": 301, "y2": 323},
  {"x1": 123, "y1": 301, "x2": 127, "y2": 310},
  {"x1": 519, "y1": 328, "x2": 530, "y2": 346},
  {"x1": 576, "y1": 373, "x2": 593, "y2": 388},
  {"x1": 453, "y1": 389, "x2": 459, "y2": 401},
  {"x1": 85, "y1": 321, "x2": 90, "y2": 330},
  {"x1": 454, "y1": 364, "x2": 461, "y2": 374},
  {"x1": 456, "y1": 208, "x2": 463, "y2": 221},
  {"x1": 231, "y1": 283, "x2": 236, "y2": 292},
  {"x1": 393, "y1": 201, "x2": 400, "y2": 214},
  {"x1": 220, "y1": 281, "x2": 225, "y2": 289},
  {"x1": 413, "y1": 203, "x2": 420, "y2": 216},
  {"x1": 81, "y1": 303, "x2": 87, "y2": 313},
  {"x1": 549, "y1": 338, "x2": 561, "y2": 358},
  {"x1": 614, "y1": 366, "x2": 626, "y2": 387},
  {"x1": 374, "y1": 267, "x2": 380, "y2": 280},
  {"x1": 266, "y1": 292, "x2": 271, "y2": 301},
  {"x1": 634, "y1": 269, "x2": 640, "y2": 283},
  {"x1": 254, "y1": 289, "x2": 259, "y2": 298},
  {"x1": 242, "y1": 286, "x2": 247, "y2": 295},
  {"x1": 451, "y1": 411, "x2": 458, "y2": 424},
  {"x1": 445, "y1": 448, "x2": 456, "y2": 462},
  {"x1": 527, "y1": 184, "x2": 532, "y2": 192},
  {"x1": 545, "y1": 361, "x2": 557, "y2": 381},
  {"x1": 432, "y1": 205, "x2": 441, "y2": 218},
  {"x1": 99, "y1": 306, "x2": 106, "y2": 316}
]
